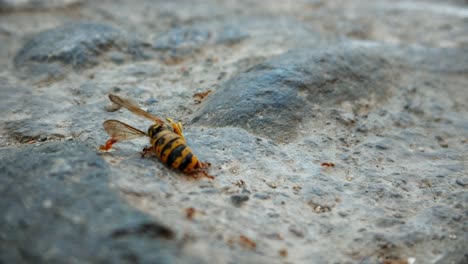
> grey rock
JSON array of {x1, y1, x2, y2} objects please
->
[
  {"x1": 153, "y1": 27, "x2": 211, "y2": 59},
  {"x1": 434, "y1": 236, "x2": 468, "y2": 264},
  {"x1": 126, "y1": 35, "x2": 153, "y2": 60},
  {"x1": 152, "y1": 24, "x2": 249, "y2": 62},
  {"x1": 0, "y1": 0, "x2": 82, "y2": 11},
  {"x1": 156, "y1": 27, "x2": 211, "y2": 48},
  {"x1": 350, "y1": 41, "x2": 468, "y2": 73},
  {"x1": 185, "y1": 127, "x2": 284, "y2": 166},
  {"x1": 389, "y1": 46, "x2": 468, "y2": 73},
  {"x1": 192, "y1": 45, "x2": 395, "y2": 141},
  {"x1": 1, "y1": 1, "x2": 468, "y2": 263},
  {"x1": 216, "y1": 25, "x2": 249, "y2": 44},
  {"x1": 14, "y1": 22, "x2": 127, "y2": 74},
  {"x1": 4, "y1": 119, "x2": 65, "y2": 143},
  {"x1": 414, "y1": 205, "x2": 462, "y2": 226},
  {"x1": 0, "y1": 141, "x2": 202, "y2": 264},
  {"x1": 1, "y1": 86, "x2": 78, "y2": 144},
  {"x1": 19, "y1": 62, "x2": 66, "y2": 82}
]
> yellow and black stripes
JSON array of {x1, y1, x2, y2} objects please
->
[
  {"x1": 101, "y1": 94, "x2": 210, "y2": 177},
  {"x1": 149, "y1": 126, "x2": 199, "y2": 173}
]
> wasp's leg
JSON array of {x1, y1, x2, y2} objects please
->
[
  {"x1": 190, "y1": 161, "x2": 213, "y2": 180},
  {"x1": 99, "y1": 138, "x2": 118, "y2": 151},
  {"x1": 166, "y1": 117, "x2": 186, "y2": 142},
  {"x1": 188, "y1": 170, "x2": 214, "y2": 180},
  {"x1": 199, "y1": 161, "x2": 211, "y2": 168},
  {"x1": 141, "y1": 145, "x2": 155, "y2": 158},
  {"x1": 199, "y1": 170, "x2": 214, "y2": 180}
]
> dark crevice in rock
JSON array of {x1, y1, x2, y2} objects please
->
[{"x1": 112, "y1": 222, "x2": 174, "y2": 240}]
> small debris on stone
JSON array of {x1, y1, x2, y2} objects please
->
[
  {"x1": 231, "y1": 194, "x2": 249, "y2": 207},
  {"x1": 279, "y1": 248, "x2": 288, "y2": 257},
  {"x1": 185, "y1": 207, "x2": 196, "y2": 219},
  {"x1": 239, "y1": 235, "x2": 256, "y2": 249}
]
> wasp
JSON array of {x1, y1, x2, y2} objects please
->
[{"x1": 99, "y1": 94, "x2": 212, "y2": 179}]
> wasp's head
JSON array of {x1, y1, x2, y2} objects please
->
[{"x1": 147, "y1": 124, "x2": 167, "y2": 138}]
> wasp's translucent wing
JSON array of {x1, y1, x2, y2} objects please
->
[
  {"x1": 102, "y1": 119, "x2": 146, "y2": 140},
  {"x1": 108, "y1": 94, "x2": 164, "y2": 125}
]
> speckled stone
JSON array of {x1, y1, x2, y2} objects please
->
[
  {"x1": 0, "y1": 141, "x2": 202, "y2": 264},
  {"x1": 1, "y1": 1, "x2": 467, "y2": 263},
  {"x1": 192, "y1": 45, "x2": 396, "y2": 141}
]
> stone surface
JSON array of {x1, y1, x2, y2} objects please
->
[
  {"x1": 0, "y1": 0, "x2": 82, "y2": 11},
  {"x1": 0, "y1": 141, "x2": 201, "y2": 263},
  {"x1": 192, "y1": 45, "x2": 396, "y2": 141},
  {"x1": 13, "y1": 22, "x2": 131, "y2": 80},
  {"x1": 153, "y1": 27, "x2": 211, "y2": 57},
  {"x1": 215, "y1": 25, "x2": 249, "y2": 45},
  {"x1": 1, "y1": 0, "x2": 467, "y2": 263},
  {"x1": 152, "y1": 24, "x2": 249, "y2": 63},
  {"x1": 383, "y1": 45, "x2": 468, "y2": 73}
]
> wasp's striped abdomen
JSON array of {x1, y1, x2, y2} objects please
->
[{"x1": 150, "y1": 128, "x2": 200, "y2": 173}]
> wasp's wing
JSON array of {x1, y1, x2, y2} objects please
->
[
  {"x1": 108, "y1": 94, "x2": 164, "y2": 125},
  {"x1": 103, "y1": 119, "x2": 147, "y2": 140}
]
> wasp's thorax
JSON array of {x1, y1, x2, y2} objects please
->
[{"x1": 147, "y1": 124, "x2": 170, "y2": 138}]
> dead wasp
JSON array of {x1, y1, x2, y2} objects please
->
[{"x1": 99, "y1": 94, "x2": 212, "y2": 179}]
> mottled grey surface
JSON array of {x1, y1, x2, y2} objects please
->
[
  {"x1": 13, "y1": 22, "x2": 131, "y2": 81},
  {"x1": 192, "y1": 45, "x2": 395, "y2": 141},
  {"x1": 0, "y1": 0, "x2": 82, "y2": 11},
  {"x1": 0, "y1": 0, "x2": 467, "y2": 264},
  {"x1": 153, "y1": 27, "x2": 211, "y2": 57},
  {"x1": 0, "y1": 141, "x2": 202, "y2": 264},
  {"x1": 152, "y1": 25, "x2": 249, "y2": 63}
]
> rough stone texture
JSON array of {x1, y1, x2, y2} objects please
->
[
  {"x1": 1, "y1": 0, "x2": 467, "y2": 263},
  {"x1": 0, "y1": 0, "x2": 82, "y2": 11},
  {"x1": 14, "y1": 23, "x2": 124, "y2": 67},
  {"x1": 215, "y1": 25, "x2": 249, "y2": 45},
  {"x1": 152, "y1": 24, "x2": 249, "y2": 63},
  {"x1": 381, "y1": 45, "x2": 468, "y2": 73},
  {"x1": 153, "y1": 27, "x2": 211, "y2": 57},
  {"x1": 192, "y1": 45, "x2": 396, "y2": 141},
  {"x1": 0, "y1": 141, "x2": 202, "y2": 263},
  {"x1": 13, "y1": 22, "x2": 133, "y2": 81}
]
